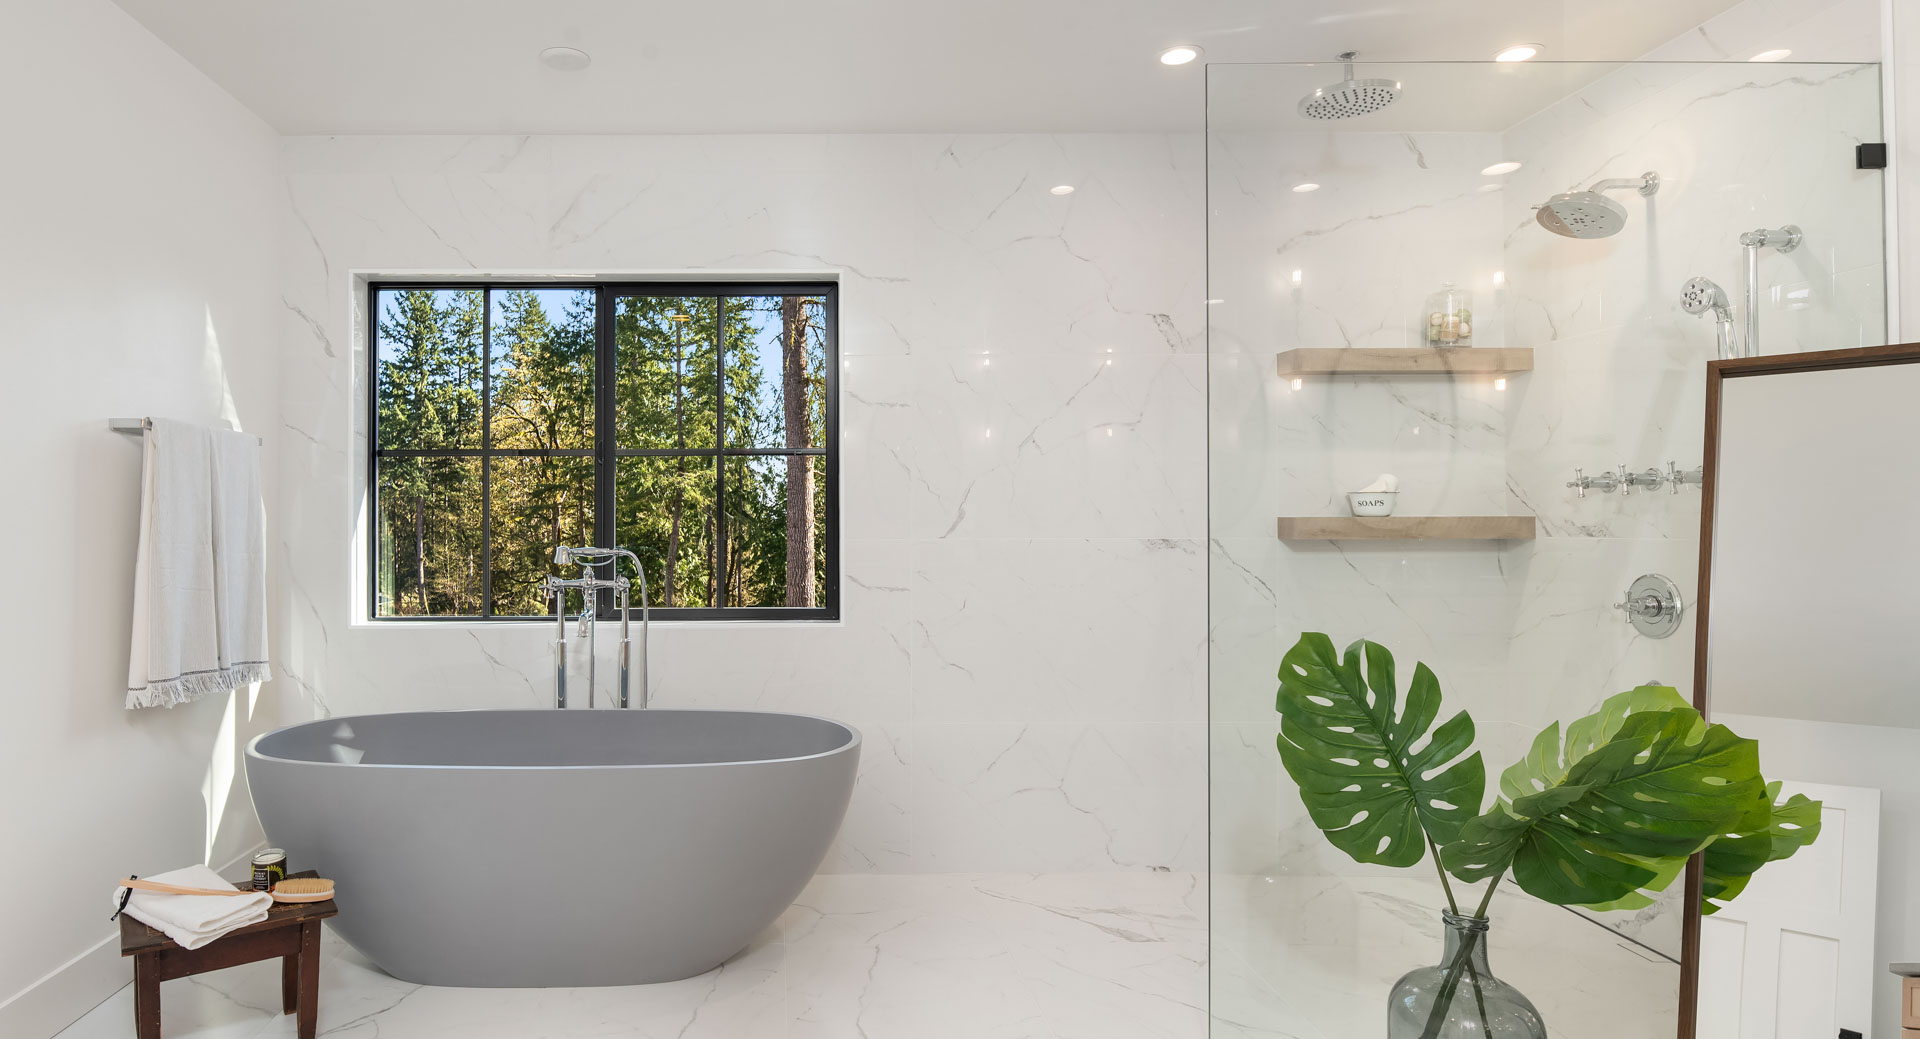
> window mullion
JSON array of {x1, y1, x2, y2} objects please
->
[
  {"x1": 714, "y1": 296, "x2": 729, "y2": 609},
  {"x1": 480, "y1": 286, "x2": 494, "y2": 618}
]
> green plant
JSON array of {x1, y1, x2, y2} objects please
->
[{"x1": 1276, "y1": 633, "x2": 1820, "y2": 1036}]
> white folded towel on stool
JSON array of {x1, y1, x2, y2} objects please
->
[
  {"x1": 113, "y1": 864, "x2": 271, "y2": 950},
  {"x1": 125, "y1": 418, "x2": 270, "y2": 709}
]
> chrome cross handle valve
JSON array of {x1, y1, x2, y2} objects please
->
[
  {"x1": 1614, "y1": 594, "x2": 1673, "y2": 618},
  {"x1": 1567, "y1": 467, "x2": 1620, "y2": 498},
  {"x1": 1619, "y1": 466, "x2": 1665, "y2": 496},
  {"x1": 1612, "y1": 574, "x2": 1685, "y2": 639},
  {"x1": 1666, "y1": 461, "x2": 1704, "y2": 492}
]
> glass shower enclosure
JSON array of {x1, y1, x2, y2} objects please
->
[{"x1": 1206, "y1": 59, "x2": 1887, "y2": 1038}]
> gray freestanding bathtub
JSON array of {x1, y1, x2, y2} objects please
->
[{"x1": 244, "y1": 709, "x2": 858, "y2": 987}]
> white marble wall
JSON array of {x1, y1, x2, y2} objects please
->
[
  {"x1": 275, "y1": 133, "x2": 1207, "y2": 875},
  {"x1": 1206, "y1": 3, "x2": 1890, "y2": 1032}
]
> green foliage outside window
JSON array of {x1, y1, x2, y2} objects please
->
[{"x1": 372, "y1": 284, "x2": 832, "y2": 619}]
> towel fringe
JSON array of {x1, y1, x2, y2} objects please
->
[{"x1": 126, "y1": 663, "x2": 272, "y2": 709}]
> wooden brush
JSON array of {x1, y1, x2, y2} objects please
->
[
  {"x1": 120, "y1": 876, "x2": 336, "y2": 904},
  {"x1": 270, "y1": 877, "x2": 335, "y2": 903}
]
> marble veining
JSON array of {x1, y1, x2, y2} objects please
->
[
  {"x1": 1207, "y1": 4, "x2": 1886, "y2": 1032},
  {"x1": 274, "y1": 133, "x2": 1207, "y2": 879},
  {"x1": 58, "y1": 873, "x2": 1206, "y2": 1039}
]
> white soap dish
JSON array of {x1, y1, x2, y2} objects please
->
[{"x1": 1347, "y1": 491, "x2": 1398, "y2": 517}]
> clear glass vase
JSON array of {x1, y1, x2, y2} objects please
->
[{"x1": 1387, "y1": 913, "x2": 1547, "y2": 1039}]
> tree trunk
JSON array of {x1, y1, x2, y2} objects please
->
[
  {"x1": 664, "y1": 473, "x2": 682, "y2": 604},
  {"x1": 663, "y1": 323, "x2": 686, "y2": 603},
  {"x1": 781, "y1": 297, "x2": 816, "y2": 607},
  {"x1": 413, "y1": 495, "x2": 429, "y2": 614}
]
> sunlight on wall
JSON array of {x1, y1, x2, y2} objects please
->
[
  {"x1": 202, "y1": 305, "x2": 242, "y2": 433},
  {"x1": 200, "y1": 689, "x2": 238, "y2": 863}
]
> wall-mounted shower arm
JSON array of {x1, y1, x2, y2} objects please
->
[
  {"x1": 1739, "y1": 225, "x2": 1801, "y2": 358},
  {"x1": 1590, "y1": 173, "x2": 1660, "y2": 197},
  {"x1": 1739, "y1": 226, "x2": 1803, "y2": 251}
]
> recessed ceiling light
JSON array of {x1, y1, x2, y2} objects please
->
[
  {"x1": 1477, "y1": 184, "x2": 1503, "y2": 193},
  {"x1": 1750, "y1": 48, "x2": 1793, "y2": 62},
  {"x1": 1292, "y1": 182, "x2": 1321, "y2": 193},
  {"x1": 1050, "y1": 184, "x2": 1076, "y2": 196},
  {"x1": 1160, "y1": 45, "x2": 1202, "y2": 66},
  {"x1": 1480, "y1": 161, "x2": 1523, "y2": 176},
  {"x1": 1494, "y1": 44, "x2": 1541, "y2": 63},
  {"x1": 539, "y1": 46, "x2": 592, "y2": 72}
]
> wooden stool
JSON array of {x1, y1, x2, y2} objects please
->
[{"x1": 117, "y1": 869, "x2": 337, "y2": 1039}]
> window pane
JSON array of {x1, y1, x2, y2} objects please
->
[
  {"x1": 614, "y1": 296, "x2": 719, "y2": 450},
  {"x1": 374, "y1": 456, "x2": 482, "y2": 616},
  {"x1": 726, "y1": 295, "x2": 828, "y2": 450},
  {"x1": 722, "y1": 454, "x2": 828, "y2": 608},
  {"x1": 488, "y1": 455, "x2": 595, "y2": 616},
  {"x1": 615, "y1": 456, "x2": 719, "y2": 608},
  {"x1": 374, "y1": 288, "x2": 485, "y2": 450},
  {"x1": 489, "y1": 288, "x2": 596, "y2": 450}
]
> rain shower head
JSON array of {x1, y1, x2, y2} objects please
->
[
  {"x1": 1535, "y1": 171, "x2": 1660, "y2": 239},
  {"x1": 1297, "y1": 52, "x2": 1401, "y2": 120}
]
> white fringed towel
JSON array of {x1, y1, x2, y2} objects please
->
[
  {"x1": 126, "y1": 419, "x2": 269, "y2": 709},
  {"x1": 113, "y1": 864, "x2": 271, "y2": 950}
]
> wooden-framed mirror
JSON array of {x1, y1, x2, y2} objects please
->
[{"x1": 1681, "y1": 343, "x2": 1920, "y2": 1038}]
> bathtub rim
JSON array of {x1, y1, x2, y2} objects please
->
[{"x1": 244, "y1": 707, "x2": 862, "y2": 772}]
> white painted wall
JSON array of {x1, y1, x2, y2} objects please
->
[
  {"x1": 0, "y1": 0, "x2": 286, "y2": 1034},
  {"x1": 1715, "y1": 715, "x2": 1919, "y2": 1039},
  {"x1": 1708, "y1": 359, "x2": 1920, "y2": 1039},
  {"x1": 274, "y1": 132, "x2": 1208, "y2": 876}
]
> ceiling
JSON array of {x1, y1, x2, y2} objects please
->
[{"x1": 111, "y1": 0, "x2": 1749, "y2": 135}]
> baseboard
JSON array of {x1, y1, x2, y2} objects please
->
[{"x1": 0, "y1": 843, "x2": 267, "y2": 1039}]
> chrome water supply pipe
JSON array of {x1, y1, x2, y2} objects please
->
[
  {"x1": 540, "y1": 546, "x2": 650, "y2": 709},
  {"x1": 1739, "y1": 225, "x2": 1801, "y2": 357}
]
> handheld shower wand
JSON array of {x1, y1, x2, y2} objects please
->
[{"x1": 1680, "y1": 277, "x2": 1737, "y2": 360}]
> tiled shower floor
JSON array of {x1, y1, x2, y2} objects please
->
[{"x1": 58, "y1": 872, "x2": 1208, "y2": 1039}]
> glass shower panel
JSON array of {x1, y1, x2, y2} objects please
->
[{"x1": 1206, "y1": 59, "x2": 1886, "y2": 1038}]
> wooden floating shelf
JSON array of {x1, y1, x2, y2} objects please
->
[
  {"x1": 1276, "y1": 516, "x2": 1537, "y2": 542},
  {"x1": 1276, "y1": 348, "x2": 1533, "y2": 377}
]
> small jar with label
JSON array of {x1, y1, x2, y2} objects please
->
[{"x1": 1422, "y1": 283, "x2": 1474, "y2": 347}]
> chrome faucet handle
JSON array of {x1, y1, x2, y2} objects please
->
[
  {"x1": 1612, "y1": 593, "x2": 1675, "y2": 620},
  {"x1": 1566, "y1": 467, "x2": 1619, "y2": 498},
  {"x1": 1622, "y1": 466, "x2": 1665, "y2": 494},
  {"x1": 1665, "y1": 461, "x2": 1704, "y2": 492}
]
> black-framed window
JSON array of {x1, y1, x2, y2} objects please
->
[{"x1": 369, "y1": 281, "x2": 838, "y2": 622}]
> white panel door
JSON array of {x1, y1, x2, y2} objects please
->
[{"x1": 1696, "y1": 781, "x2": 1880, "y2": 1038}]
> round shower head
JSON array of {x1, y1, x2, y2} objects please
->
[
  {"x1": 1535, "y1": 191, "x2": 1628, "y2": 239},
  {"x1": 1680, "y1": 277, "x2": 1730, "y2": 316},
  {"x1": 1298, "y1": 53, "x2": 1400, "y2": 120},
  {"x1": 1534, "y1": 171, "x2": 1658, "y2": 239}
]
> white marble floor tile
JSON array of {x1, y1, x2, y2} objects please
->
[{"x1": 57, "y1": 872, "x2": 1207, "y2": 1039}]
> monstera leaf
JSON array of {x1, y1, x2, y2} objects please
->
[
  {"x1": 1443, "y1": 705, "x2": 1765, "y2": 907},
  {"x1": 1276, "y1": 634, "x2": 1485, "y2": 867},
  {"x1": 1702, "y1": 781, "x2": 1824, "y2": 914}
]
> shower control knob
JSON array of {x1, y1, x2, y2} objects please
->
[
  {"x1": 1666, "y1": 461, "x2": 1705, "y2": 492},
  {"x1": 1612, "y1": 574, "x2": 1685, "y2": 639},
  {"x1": 1566, "y1": 467, "x2": 1620, "y2": 498},
  {"x1": 1621, "y1": 467, "x2": 1665, "y2": 494}
]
